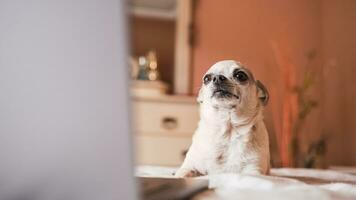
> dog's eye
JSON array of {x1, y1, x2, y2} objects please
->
[
  {"x1": 203, "y1": 74, "x2": 212, "y2": 84},
  {"x1": 233, "y1": 70, "x2": 249, "y2": 82}
]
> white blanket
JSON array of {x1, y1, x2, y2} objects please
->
[{"x1": 136, "y1": 166, "x2": 356, "y2": 200}]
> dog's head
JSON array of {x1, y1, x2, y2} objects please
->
[{"x1": 198, "y1": 60, "x2": 268, "y2": 111}]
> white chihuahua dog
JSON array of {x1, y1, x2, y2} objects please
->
[{"x1": 175, "y1": 60, "x2": 270, "y2": 177}]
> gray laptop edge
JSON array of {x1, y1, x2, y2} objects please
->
[{"x1": 0, "y1": 0, "x2": 136, "y2": 199}]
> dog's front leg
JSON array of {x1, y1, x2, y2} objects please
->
[
  {"x1": 174, "y1": 158, "x2": 200, "y2": 178},
  {"x1": 174, "y1": 147, "x2": 205, "y2": 178}
]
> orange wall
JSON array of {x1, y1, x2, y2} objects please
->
[
  {"x1": 192, "y1": 0, "x2": 322, "y2": 93},
  {"x1": 321, "y1": 0, "x2": 356, "y2": 165},
  {"x1": 191, "y1": 0, "x2": 356, "y2": 165}
]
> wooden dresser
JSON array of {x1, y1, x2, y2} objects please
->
[{"x1": 132, "y1": 95, "x2": 199, "y2": 166}]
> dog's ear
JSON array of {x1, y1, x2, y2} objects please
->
[
  {"x1": 197, "y1": 88, "x2": 203, "y2": 103},
  {"x1": 256, "y1": 80, "x2": 269, "y2": 106}
]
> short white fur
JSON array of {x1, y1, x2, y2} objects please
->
[{"x1": 175, "y1": 60, "x2": 270, "y2": 177}]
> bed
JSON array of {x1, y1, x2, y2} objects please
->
[{"x1": 136, "y1": 166, "x2": 356, "y2": 200}]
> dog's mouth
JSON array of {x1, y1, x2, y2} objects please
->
[{"x1": 212, "y1": 89, "x2": 239, "y2": 99}]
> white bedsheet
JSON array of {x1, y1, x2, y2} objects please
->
[{"x1": 136, "y1": 166, "x2": 356, "y2": 200}]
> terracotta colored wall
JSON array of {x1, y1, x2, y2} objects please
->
[
  {"x1": 192, "y1": 0, "x2": 322, "y2": 93},
  {"x1": 191, "y1": 0, "x2": 356, "y2": 165},
  {"x1": 321, "y1": 0, "x2": 356, "y2": 165}
]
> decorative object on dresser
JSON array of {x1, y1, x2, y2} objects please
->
[
  {"x1": 129, "y1": 0, "x2": 194, "y2": 95},
  {"x1": 130, "y1": 50, "x2": 169, "y2": 98}
]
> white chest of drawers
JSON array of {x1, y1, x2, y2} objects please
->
[{"x1": 132, "y1": 95, "x2": 200, "y2": 166}]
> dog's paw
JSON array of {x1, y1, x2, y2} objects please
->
[
  {"x1": 174, "y1": 168, "x2": 205, "y2": 178},
  {"x1": 184, "y1": 170, "x2": 205, "y2": 177}
]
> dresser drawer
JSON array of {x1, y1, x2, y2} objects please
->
[
  {"x1": 132, "y1": 99, "x2": 199, "y2": 136},
  {"x1": 134, "y1": 136, "x2": 191, "y2": 166}
]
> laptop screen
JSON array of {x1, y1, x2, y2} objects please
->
[{"x1": 0, "y1": 1, "x2": 137, "y2": 199}]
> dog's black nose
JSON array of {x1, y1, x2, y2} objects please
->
[{"x1": 213, "y1": 75, "x2": 227, "y2": 84}]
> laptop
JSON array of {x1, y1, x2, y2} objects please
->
[
  {"x1": 0, "y1": 0, "x2": 207, "y2": 199},
  {"x1": 139, "y1": 177, "x2": 208, "y2": 200}
]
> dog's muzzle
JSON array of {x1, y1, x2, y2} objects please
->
[{"x1": 212, "y1": 85, "x2": 239, "y2": 99}]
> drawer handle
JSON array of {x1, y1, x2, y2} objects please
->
[{"x1": 162, "y1": 117, "x2": 178, "y2": 130}]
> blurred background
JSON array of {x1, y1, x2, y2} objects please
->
[{"x1": 129, "y1": 0, "x2": 356, "y2": 169}]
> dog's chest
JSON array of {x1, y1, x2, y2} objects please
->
[
  {"x1": 207, "y1": 124, "x2": 253, "y2": 173},
  {"x1": 196, "y1": 109, "x2": 260, "y2": 173}
]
